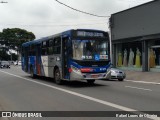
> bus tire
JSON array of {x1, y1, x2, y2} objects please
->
[
  {"x1": 30, "y1": 67, "x2": 36, "y2": 79},
  {"x1": 54, "y1": 68, "x2": 63, "y2": 85},
  {"x1": 118, "y1": 78, "x2": 124, "y2": 81},
  {"x1": 87, "y1": 80, "x2": 95, "y2": 84}
]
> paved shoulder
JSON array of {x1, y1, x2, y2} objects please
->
[{"x1": 125, "y1": 70, "x2": 160, "y2": 83}]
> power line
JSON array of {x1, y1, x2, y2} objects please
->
[
  {"x1": 0, "y1": 18, "x2": 107, "y2": 25},
  {"x1": 0, "y1": 22, "x2": 107, "y2": 28},
  {"x1": 0, "y1": 1, "x2": 8, "y2": 3},
  {"x1": 54, "y1": 0, "x2": 110, "y2": 18}
]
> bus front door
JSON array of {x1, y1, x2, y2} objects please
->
[
  {"x1": 36, "y1": 44, "x2": 41, "y2": 75},
  {"x1": 62, "y1": 37, "x2": 69, "y2": 79}
]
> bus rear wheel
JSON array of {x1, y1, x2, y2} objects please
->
[
  {"x1": 54, "y1": 68, "x2": 63, "y2": 85},
  {"x1": 30, "y1": 67, "x2": 36, "y2": 78}
]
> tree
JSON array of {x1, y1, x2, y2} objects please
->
[
  {"x1": 0, "y1": 28, "x2": 35, "y2": 60},
  {"x1": 0, "y1": 32, "x2": 2, "y2": 39},
  {"x1": 1, "y1": 28, "x2": 35, "y2": 50},
  {"x1": 0, "y1": 49, "x2": 10, "y2": 60},
  {"x1": 0, "y1": 32, "x2": 3, "y2": 45}
]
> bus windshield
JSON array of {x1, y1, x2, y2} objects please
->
[{"x1": 72, "y1": 39, "x2": 109, "y2": 61}]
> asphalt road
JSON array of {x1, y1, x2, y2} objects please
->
[{"x1": 0, "y1": 66, "x2": 160, "y2": 120}]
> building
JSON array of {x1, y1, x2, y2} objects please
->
[{"x1": 110, "y1": 0, "x2": 160, "y2": 72}]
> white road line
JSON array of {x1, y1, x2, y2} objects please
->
[
  {"x1": 126, "y1": 80, "x2": 160, "y2": 85},
  {"x1": 125, "y1": 86, "x2": 152, "y2": 91},
  {"x1": 0, "y1": 70, "x2": 157, "y2": 120}
]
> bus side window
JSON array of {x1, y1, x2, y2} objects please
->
[
  {"x1": 53, "y1": 37, "x2": 61, "y2": 54},
  {"x1": 21, "y1": 47, "x2": 24, "y2": 57},
  {"x1": 48, "y1": 39, "x2": 54, "y2": 55},
  {"x1": 29, "y1": 44, "x2": 35, "y2": 56},
  {"x1": 41, "y1": 41, "x2": 48, "y2": 55}
]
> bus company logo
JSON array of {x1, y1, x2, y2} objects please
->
[
  {"x1": 1, "y1": 112, "x2": 42, "y2": 118},
  {"x1": 2, "y1": 112, "x2": 11, "y2": 117}
]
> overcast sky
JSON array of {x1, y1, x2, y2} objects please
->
[{"x1": 0, "y1": 0, "x2": 153, "y2": 39}]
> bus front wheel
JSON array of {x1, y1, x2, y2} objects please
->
[
  {"x1": 54, "y1": 68, "x2": 63, "y2": 85},
  {"x1": 118, "y1": 78, "x2": 124, "y2": 81},
  {"x1": 87, "y1": 80, "x2": 95, "y2": 84}
]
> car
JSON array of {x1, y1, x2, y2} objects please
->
[
  {"x1": 0, "y1": 61, "x2": 10, "y2": 69},
  {"x1": 14, "y1": 61, "x2": 17, "y2": 65},
  {"x1": 17, "y1": 61, "x2": 21, "y2": 66},
  {"x1": 14, "y1": 61, "x2": 21, "y2": 66},
  {"x1": 111, "y1": 68, "x2": 126, "y2": 81}
]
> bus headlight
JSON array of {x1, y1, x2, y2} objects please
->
[{"x1": 71, "y1": 65, "x2": 81, "y2": 74}]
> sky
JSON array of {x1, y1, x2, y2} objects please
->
[{"x1": 0, "y1": 0, "x2": 153, "y2": 39}]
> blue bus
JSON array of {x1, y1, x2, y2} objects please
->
[{"x1": 21, "y1": 29, "x2": 111, "y2": 84}]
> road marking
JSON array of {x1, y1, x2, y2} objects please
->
[
  {"x1": 126, "y1": 80, "x2": 160, "y2": 85},
  {"x1": 0, "y1": 70, "x2": 157, "y2": 120},
  {"x1": 125, "y1": 86, "x2": 152, "y2": 91}
]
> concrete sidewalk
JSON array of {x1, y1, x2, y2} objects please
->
[{"x1": 124, "y1": 70, "x2": 160, "y2": 83}]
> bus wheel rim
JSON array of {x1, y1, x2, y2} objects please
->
[{"x1": 55, "y1": 70, "x2": 60, "y2": 81}]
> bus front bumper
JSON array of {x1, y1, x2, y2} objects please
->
[{"x1": 69, "y1": 70, "x2": 111, "y2": 81}]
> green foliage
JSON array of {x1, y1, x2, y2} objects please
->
[
  {"x1": 0, "y1": 32, "x2": 2, "y2": 39},
  {"x1": 1, "y1": 28, "x2": 35, "y2": 50},
  {"x1": 0, "y1": 28, "x2": 35, "y2": 60},
  {"x1": 0, "y1": 50, "x2": 10, "y2": 60},
  {"x1": 0, "y1": 50, "x2": 18, "y2": 61},
  {"x1": 12, "y1": 53, "x2": 18, "y2": 61}
]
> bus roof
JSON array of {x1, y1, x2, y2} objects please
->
[{"x1": 22, "y1": 29, "x2": 107, "y2": 47}]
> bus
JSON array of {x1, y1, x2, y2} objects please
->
[{"x1": 21, "y1": 29, "x2": 111, "y2": 84}]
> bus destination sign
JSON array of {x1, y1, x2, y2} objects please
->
[{"x1": 77, "y1": 31, "x2": 104, "y2": 37}]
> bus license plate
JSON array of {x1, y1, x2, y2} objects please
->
[{"x1": 91, "y1": 75, "x2": 99, "y2": 78}]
